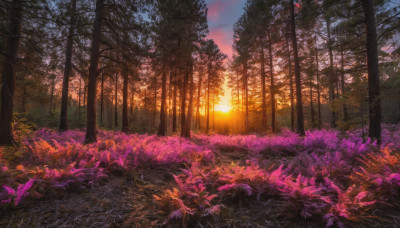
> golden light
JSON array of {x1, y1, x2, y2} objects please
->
[{"x1": 215, "y1": 104, "x2": 231, "y2": 113}]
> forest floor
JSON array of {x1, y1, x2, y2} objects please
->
[
  {"x1": 1, "y1": 149, "x2": 282, "y2": 228},
  {"x1": 2, "y1": 127, "x2": 400, "y2": 227}
]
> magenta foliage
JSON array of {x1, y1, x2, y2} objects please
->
[{"x1": 1, "y1": 178, "x2": 35, "y2": 206}]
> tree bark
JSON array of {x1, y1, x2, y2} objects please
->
[
  {"x1": 196, "y1": 71, "x2": 202, "y2": 130},
  {"x1": 122, "y1": 69, "x2": 129, "y2": 133},
  {"x1": 340, "y1": 46, "x2": 348, "y2": 122},
  {"x1": 260, "y1": 37, "x2": 267, "y2": 132},
  {"x1": 290, "y1": 0, "x2": 305, "y2": 136},
  {"x1": 158, "y1": 68, "x2": 167, "y2": 136},
  {"x1": 180, "y1": 63, "x2": 190, "y2": 137},
  {"x1": 286, "y1": 35, "x2": 295, "y2": 131},
  {"x1": 315, "y1": 36, "x2": 322, "y2": 129},
  {"x1": 59, "y1": 0, "x2": 77, "y2": 131},
  {"x1": 0, "y1": 0, "x2": 23, "y2": 145},
  {"x1": 184, "y1": 63, "x2": 194, "y2": 138},
  {"x1": 268, "y1": 33, "x2": 275, "y2": 133},
  {"x1": 206, "y1": 64, "x2": 210, "y2": 134},
  {"x1": 100, "y1": 73, "x2": 104, "y2": 127},
  {"x1": 244, "y1": 62, "x2": 249, "y2": 133},
  {"x1": 78, "y1": 76, "x2": 82, "y2": 118},
  {"x1": 362, "y1": 0, "x2": 381, "y2": 143},
  {"x1": 172, "y1": 71, "x2": 177, "y2": 132},
  {"x1": 326, "y1": 17, "x2": 336, "y2": 128},
  {"x1": 85, "y1": 0, "x2": 104, "y2": 143},
  {"x1": 130, "y1": 85, "x2": 134, "y2": 123},
  {"x1": 114, "y1": 73, "x2": 118, "y2": 127}
]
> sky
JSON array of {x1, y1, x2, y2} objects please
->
[
  {"x1": 205, "y1": 0, "x2": 245, "y2": 111},
  {"x1": 205, "y1": 0, "x2": 246, "y2": 58}
]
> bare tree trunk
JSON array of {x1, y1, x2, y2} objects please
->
[
  {"x1": 122, "y1": 69, "x2": 129, "y2": 133},
  {"x1": 130, "y1": 85, "x2": 134, "y2": 123},
  {"x1": 180, "y1": 63, "x2": 190, "y2": 137},
  {"x1": 206, "y1": 65, "x2": 210, "y2": 134},
  {"x1": 244, "y1": 62, "x2": 249, "y2": 133},
  {"x1": 212, "y1": 99, "x2": 215, "y2": 131},
  {"x1": 309, "y1": 72, "x2": 314, "y2": 129},
  {"x1": 196, "y1": 71, "x2": 202, "y2": 130},
  {"x1": 85, "y1": 0, "x2": 104, "y2": 143},
  {"x1": 78, "y1": 76, "x2": 82, "y2": 118},
  {"x1": 184, "y1": 64, "x2": 194, "y2": 138},
  {"x1": 260, "y1": 38, "x2": 267, "y2": 132},
  {"x1": 286, "y1": 35, "x2": 295, "y2": 131},
  {"x1": 152, "y1": 77, "x2": 157, "y2": 132},
  {"x1": 362, "y1": 0, "x2": 381, "y2": 143},
  {"x1": 315, "y1": 36, "x2": 322, "y2": 129},
  {"x1": 268, "y1": 33, "x2": 275, "y2": 133},
  {"x1": 59, "y1": 0, "x2": 77, "y2": 131},
  {"x1": 158, "y1": 68, "x2": 167, "y2": 136},
  {"x1": 290, "y1": 0, "x2": 305, "y2": 136},
  {"x1": 83, "y1": 83, "x2": 86, "y2": 111},
  {"x1": 100, "y1": 73, "x2": 104, "y2": 127},
  {"x1": 340, "y1": 46, "x2": 348, "y2": 122},
  {"x1": 237, "y1": 75, "x2": 240, "y2": 131},
  {"x1": 326, "y1": 17, "x2": 336, "y2": 128},
  {"x1": 114, "y1": 73, "x2": 118, "y2": 127},
  {"x1": 172, "y1": 71, "x2": 177, "y2": 132}
]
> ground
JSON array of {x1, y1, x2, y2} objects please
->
[{"x1": 1, "y1": 127, "x2": 400, "y2": 227}]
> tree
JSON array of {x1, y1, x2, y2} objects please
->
[
  {"x1": 361, "y1": 0, "x2": 381, "y2": 143},
  {"x1": 289, "y1": 0, "x2": 305, "y2": 135},
  {"x1": 85, "y1": 0, "x2": 104, "y2": 143},
  {"x1": 0, "y1": 0, "x2": 24, "y2": 145},
  {"x1": 59, "y1": 0, "x2": 77, "y2": 131}
]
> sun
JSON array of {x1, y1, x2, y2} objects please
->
[{"x1": 215, "y1": 104, "x2": 231, "y2": 113}]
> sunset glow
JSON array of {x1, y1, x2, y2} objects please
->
[{"x1": 215, "y1": 103, "x2": 231, "y2": 113}]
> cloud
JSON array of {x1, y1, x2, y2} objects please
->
[
  {"x1": 207, "y1": 0, "x2": 240, "y2": 22},
  {"x1": 208, "y1": 28, "x2": 233, "y2": 58}
]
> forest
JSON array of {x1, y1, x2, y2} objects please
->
[{"x1": 0, "y1": 0, "x2": 400, "y2": 227}]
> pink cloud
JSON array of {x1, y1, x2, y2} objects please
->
[
  {"x1": 208, "y1": 0, "x2": 239, "y2": 21},
  {"x1": 208, "y1": 28, "x2": 232, "y2": 58}
]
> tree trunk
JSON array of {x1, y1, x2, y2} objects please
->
[
  {"x1": 286, "y1": 35, "x2": 295, "y2": 131},
  {"x1": 196, "y1": 71, "x2": 202, "y2": 130},
  {"x1": 206, "y1": 65, "x2": 210, "y2": 134},
  {"x1": 268, "y1": 33, "x2": 275, "y2": 133},
  {"x1": 244, "y1": 62, "x2": 249, "y2": 133},
  {"x1": 309, "y1": 72, "x2": 314, "y2": 128},
  {"x1": 100, "y1": 73, "x2": 104, "y2": 127},
  {"x1": 326, "y1": 17, "x2": 336, "y2": 128},
  {"x1": 114, "y1": 73, "x2": 118, "y2": 127},
  {"x1": 315, "y1": 36, "x2": 322, "y2": 129},
  {"x1": 83, "y1": 83, "x2": 86, "y2": 111},
  {"x1": 290, "y1": 0, "x2": 305, "y2": 136},
  {"x1": 260, "y1": 38, "x2": 267, "y2": 132},
  {"x1": 122, "y1": 69, "x2": 129, "y2": 133},
  {"x1": 172, "y1": 71, "x2": 177, "y2": 132},
  {"x1": 362, "y1": 0, "x2": 381, "y2": 143},
  {"x1": 184, "y1": 63, "x2": 194, "y2": 138},
  {"x1": 85, "y1": 0, "x2": 104, "y2": 143},
  {"x1": 158, "y1": 68, "x2": 167, "y2": 136},
  {"x1": 130, "y1": 85, "x2": 134, "y2": 123},
  {"x1": 152, "y1": 77, "x2": 157, "y2": 132},
  {"x1": 180, "y1": 62, "x2": 190, "y2": 137},
  {"x1": 212, "y1": 99, "x2": 215, "y2": 131},
  {"x1": 340, "y1": 46, "x2": 348, "y2": 122},
  {"x1": 59, "y1": 0, "x2": 77, "y2": 131},
  {"x1": 78, "y1": 76, "x2": 82, "y2": 118}
]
